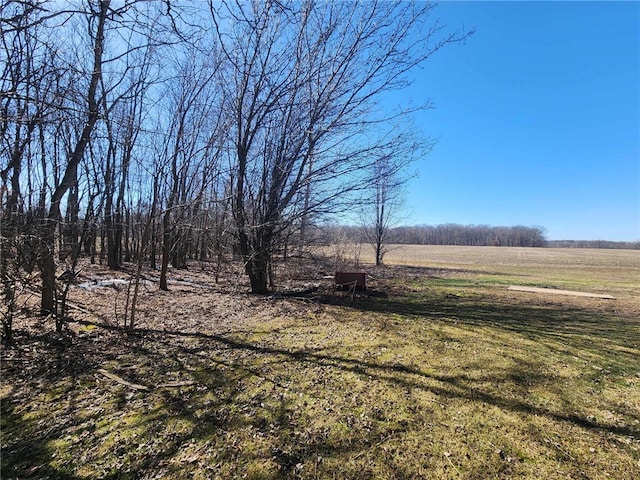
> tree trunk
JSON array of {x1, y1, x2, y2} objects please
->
[
  {"x1": 245, "y1": 252, "x2": 270, "y2": 294},
  {"x1": 171, "y1": 229, "x2": 187, "y2": 269},
  {"x1": 159, "y1": 210, "x2": 171, "y2": 291},
  {"x1": 62, "y1": 180, "x2": 79, "y2": 260},
  {"x1": 148, "y1": 176, "x2": 160, "y2": 270},
  {"x1": 124, "y1": 208, "x2": 131, "y2": 262},
  {"x1": 1, "y1": 223, "x2": 15, "y2": 345},
  {"x1": 240, "y1": 228, "x2": 272, "y2": 294},
  {"x1": 149, "y1": 217, "x2": 157, "y2": 270},
  {"x1": 38, "y1": 220, "x2": 57, "y2": 315},
  {"x1": 39, "y1": 0, "x2": 109, "y2": 316},
  {"x1": 375, "y1": 243, "x2": 383, "y2": 267},
  {"x1": 99, "y1": 222, "x2": 106, "y2": 264},
  {"x1": 106, "y1": 210, "x2": 120, "y2": 269}
]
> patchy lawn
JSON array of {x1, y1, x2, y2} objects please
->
[{"x1": 2, "y1": 250, "x2": 639, "y2": 479}]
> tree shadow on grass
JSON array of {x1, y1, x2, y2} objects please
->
[
  {"x1": 320, "y1": 288, "x2": 639, "y2": 370},
  {"x1": 2, "y1": 324, "x2": 386, "y2": 479},
  {"x1": 3, "y1": 285, "x2": 639, "y2": 478},
  {"x1": 1, "y1": 330, "x2": 125, "y2": 480},
  {"x1": 1, "y1": 402, "x2": 83, "y2": 480},
  {"x1": 136, "y1": 325, "x2": 639, "y2": 439}
]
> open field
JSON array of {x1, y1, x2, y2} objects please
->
[
  {"x1": 2, "y1": 246, "x2": 639, "y2": 479},
  {"x1": 340, "y1": 244, "x2": 639, "y2": 293}
]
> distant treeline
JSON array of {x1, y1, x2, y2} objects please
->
[
  {"x1": 320, "y1": 224, "x2": 640, "y2": 249},
  {"x1": 547, "y1": 240, "x2": 640, "y2": 250},
  {"x1": 322, "y1": 224, "x2": 548, "y2": 247},
  {"x1": 388, "y1": 224, "x2": 548, "y2": 247}
]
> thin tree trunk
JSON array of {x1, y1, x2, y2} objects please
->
[
  {"x1": 39, "y1": 0, "x2": 109, "y2": 317},
  {"x1": 159, "y1": 209, "x2": 171, "y2": 291}
]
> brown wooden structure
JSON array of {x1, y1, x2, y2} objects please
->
[{"x1": 335, "y1": 272, "x2": 367, "y2": 291}]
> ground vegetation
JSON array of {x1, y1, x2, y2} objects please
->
[{"x1": 2, "y1": 246, "x2": 638, "y2": 479}]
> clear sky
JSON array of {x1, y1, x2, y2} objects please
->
[{"x1": 400, "y1": 1, "x2": 639, "y2": 241}]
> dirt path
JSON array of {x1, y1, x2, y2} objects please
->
[{"x1": 508, "y1": 285, "x2": 615, "y2": 299}]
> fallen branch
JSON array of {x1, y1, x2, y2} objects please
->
[
  {"x1": 64, "y1": 301, "x2": 93, "y2": 315},
  {"x1": 96, "y1": 369, "x2": 148, "y2": 391},
  {"x1": 157, "y1": 381, "x2": 196, "y2": 388},
  {"x1": 281, "y1": 286, "x2": 319, "y2": 297}
]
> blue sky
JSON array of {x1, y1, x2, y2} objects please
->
[{"x1": 400, "y1": 1, "x2": 639, "y2": 241}]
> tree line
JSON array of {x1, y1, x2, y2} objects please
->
[
  {"x1": 322, "y1": 223, "x2": 640, "y2": 253},
  {"x1": 390, "y1": 224, "x2": 549, "y2": 247},
  {"x1": 1, "y1": 0, "x2": 470, "y2": 340},
  {"x1": 321, "y1": 224, "x2": 549, "y2": 249},
  {"x1": 547, "y1": 240, "x2": 640, "y2": 250}
]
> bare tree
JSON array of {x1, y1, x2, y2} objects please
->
[
  {"x1": 211, "y1": 0, "x2": 470, "y2": 293},
  {"x1": 0, "y1": 0, "x2": 190, "y2": 322},
  {"x1": 37, "y1": 1, "x2": 110, "y2": 321},
  {"x1": 0, "y1": 1, "x2": 111, "y2": 322},
  {"x1": 101, "y1": 46, "x2": 158, "y2": 270},
  {"x1": 155, "y1": 50, "x2": 225, "y2": 291},
  {"x1": 362, "y1": 151, "x2": 415, "y2": 266},
  {"x1": 2, "y1": 0, "x2": 472, "y2": 337}
]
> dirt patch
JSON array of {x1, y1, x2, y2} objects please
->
[{"x1": 508, "y1": 285, "x2": 616, "y2": 299}]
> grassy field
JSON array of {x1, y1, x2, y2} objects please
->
[{"x1": 2, "y1": 246, "x2": 639, "y2": 479}]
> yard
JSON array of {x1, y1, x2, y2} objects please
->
[{"x1": 2, "y1": 246, "x2": 639, "y2": 479}]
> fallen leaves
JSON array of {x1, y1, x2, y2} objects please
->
[{"x1": 2, "y1": 256, "x2": 639, "y2": 479}]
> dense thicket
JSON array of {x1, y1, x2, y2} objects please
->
[{"x1": 1, "y1": 0, "x2": 469, "y2": 338}]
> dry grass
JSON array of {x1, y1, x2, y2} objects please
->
[{"x1": 2, "y1": 246, "x2": 639, "y2": 479}]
